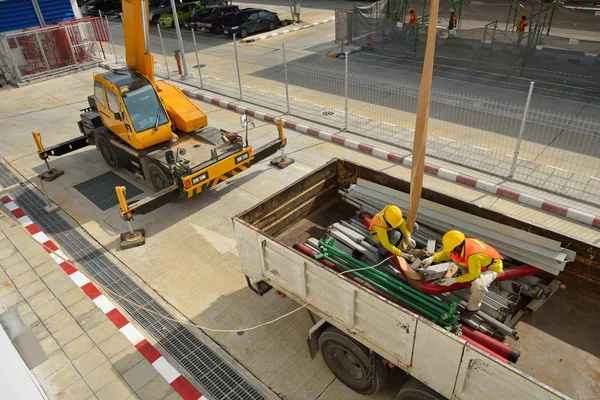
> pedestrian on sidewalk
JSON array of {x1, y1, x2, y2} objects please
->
[
  {"x1": 448, "y1": 9, "x2": 457, "y2": 37},
  {"x1": 516, "y1": 14, "x2": 528, "y2": 47}
]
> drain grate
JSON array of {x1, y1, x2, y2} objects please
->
[
  {"x1": 1, "y1": 163, "x2": 266, "y2": 400},
  {"x1": 73, "y1": 172, "x2": 144, "y2": 211}
]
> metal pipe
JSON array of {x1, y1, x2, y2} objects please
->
[
  {"x1": 509, "y1": 81, "x2": 535, "y2": 178},
  {"x1": 191, "y1": 28, "x2": 203, "y2": 88},
  {"x1": 34, "y1": 32, "x2": 51, "y2": 72},
  {"x1": 140, "y1": 0, "x2": 151, "y2": 54},
  {"x1": 233, "y1": 34, "x2": 243, "y2": 99},
  {"x1": 156, "y1": 23, "x2": 170, "y2": 79},
  {"x1": 103, "y1": 13, "x2": 118, "y2": 63},
  {"x1": 343, "y1": 51, "x2": 349, "y2": 131},
  {"x1": 63, "y1": 26, "x2": 79, "y2": 66},
  {"x1": 460, "y1": 334, "x2": 509, "y2": 363},
  {"x1": 282, "y1": 43, "x2": 290, "y2": 114},
  {"x1": 169, "y1": 0, "x2": 189, "y2": 78},
  {"x1": 462, "y1": 326, "x2": 520, "y2": 363}
]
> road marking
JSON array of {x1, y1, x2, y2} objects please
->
[{"x1": 481, "y1": 73, "x2": 498, "y2": 84}]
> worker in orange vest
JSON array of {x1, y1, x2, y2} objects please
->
[
  {"x1": 448, "y1": 9, "x2": 457, "y2": 37},
  {"x1": 406, "y1": 8, "x2": 418, "y2": 41},
  {"x1": 422, "y1": 230, "x2": 504, "y2": 318},
  {"x1": 516, "y1": 14, "x2": 528, "y2": 46},
  {"x1": 369, "y1": 205, "x2": 416, "y2": 259}
]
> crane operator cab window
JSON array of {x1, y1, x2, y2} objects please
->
[
  {"x1": 121, "y1": 78, "x2": 168, "y2": 133},
  {"x1": 94, "y1": 81, "x2": 106, "y2": 108}
]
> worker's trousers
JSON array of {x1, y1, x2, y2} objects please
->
[
  {"x1": 467, "y1": 270, "x2": 498, "y2": 311},
  {"x1": 376, "y1": 230, "x2": 402, "y2": 257}
]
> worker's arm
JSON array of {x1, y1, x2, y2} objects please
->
[
  {"x1": 372, "y1": 225, "x2": 403, "y2": 256},
  {"x1": 432, "y1": 250, "x2": 452, "y2": 263},
  {"x1": 455, "y1": 253, "x2": 492, "y2": 283},
  {"x1": 398, "y1": 219, "x2": 411, "y2": 238}
]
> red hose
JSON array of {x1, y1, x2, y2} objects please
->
[
  {"x1": 359, "y1": 213, "x2": 542, "y2": 294},
  {"x1": 293, "y1": 242, "x2": 511, "y2": 364},
  {"x1": 461, "y1": 334, "x2": 509, "y2": 363},
  {"x1": 462, "y1": 326, "x2": 520, "y2": 363}
]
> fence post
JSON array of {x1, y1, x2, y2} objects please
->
[
  {"x1": 282, "y1": 43, "x2": 290, "y2": 114},
  {"x1": 344, "y1": 51, "x2": 349, "y2": 131},
  {"x1": 191, "y1": 28, "x2": 203, "y2": 88},
  {"x1": 102, "y1": 12, "x2": 118, "y2": 63},
  {"x1": 34, "y1": 32, "x2": 51, "y2": 72},
  {"x1": 509, "y1": 81, "x2": 535, "y2": 178},
  {"x1": 169, "y1": 0, "x2": 189, "y2": 79},
  {"x1": 156, "y1": 23, "x2": 170, "y2": 79},
  {"x1": 233, "y1": 34, "x2": 243, "y2": 99}
]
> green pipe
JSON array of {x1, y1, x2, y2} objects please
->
[
  {"x1": 323, "y1": 254, "x2": 445, "y2": 324},
  {"x1": 331, "y1": 256, "x2": 453, "y2": 318},
  {"x1": 321, "y1": 240, "x2": 453, "y2": 312}
]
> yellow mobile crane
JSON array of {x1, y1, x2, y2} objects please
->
[{"x1": 33, "y1": 0, "x2": 290, "y2": 248}]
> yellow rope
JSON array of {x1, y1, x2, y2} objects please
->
[{"x1": 0, "y1": 207, "x2": 391, "y2": 334}]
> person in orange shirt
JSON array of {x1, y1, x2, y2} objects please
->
[
  {"x1": 406, "y1": 8, "x2": 418, "y2": 41},
  {"x1": 448, "y1": 9, "x2": 457, "y2": 37},
  {"x1": 516, "y1": 15, "x2": 528, "y2": 46}
]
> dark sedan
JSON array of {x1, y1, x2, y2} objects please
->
[
  {"x1": 187, "y1": 5, "x2": 240, "y2": 34},
  {"x1": 222, "y1": 8, "x2": 280, "y2": 38}
]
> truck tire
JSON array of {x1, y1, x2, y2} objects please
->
[
  {"x1": 97, "y1": 136, "x2": 120, "y2": 169},
  {"x1": 147, "y1": 163, "x2": 170, "y2": 192},
  {"x1": 319, "y1": 326, "x2": 388, "y2": 395},
  {"x1": 396, "y1": 378, "x2": 445, "y2": 400}
]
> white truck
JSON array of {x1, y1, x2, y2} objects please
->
[{"x1": 233, "y1": 159, "x2": 595, "y2": 399}]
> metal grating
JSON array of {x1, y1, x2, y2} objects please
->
[
  {"x1": 0, "y1": 162, "x2": 266, "y2": 400},
  {"x1": 73, "y1": 172, "x2": 144, "y2": 211}
]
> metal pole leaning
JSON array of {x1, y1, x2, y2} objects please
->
[
  {"x1": 233, "y1": 34, "x2": 243, "y2": 99},
  {"x1": 509, "y1": 81, "x2": 535, "y2": 178},
  {"x1": 344, "y1": 51, "x2": 349, "y2": 131},
  {"x1": 169, "y1": 0, "x2": 189, "y2": 79},
  {"x1": 156, "y1": 23, "x2": 170, "y2": 79},
  {"x1": 102, "y1": 12, "x2": 118, "y2": 63},
  {"x1": 191, "y1": 28, "x2": 203, "y2": 88},
  {"x1": 282, "y1": 43, "x2": 290, "y2": 114}
]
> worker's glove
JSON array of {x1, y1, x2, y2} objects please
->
[
  {"x1": 402, "y1": 236, "x2": 416, "y2": 249},
  {"x1": 422, "y1": 256, "x2": 434, "y2": 269},
  {"x1": 438, "y1": 277, "x2": 456, "y2": 286}
]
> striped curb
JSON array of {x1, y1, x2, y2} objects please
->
[
  {"x1": 177, "y1": 88, "x2": 600, "y2": 229},
  {"x1": 239, "y1": 17, "x2": 335, "y2": 43},
  {"x1": 0, "y1": 195, "x2": 206, "y2": 400}
]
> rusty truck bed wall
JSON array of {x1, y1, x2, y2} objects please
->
[{"x1": 237, "y1": 159, "x2": 600, "y2": 282}]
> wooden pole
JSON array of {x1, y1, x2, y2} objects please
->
[{"x1": 408, "y1": 0, "x2": 440, "y2": 232}]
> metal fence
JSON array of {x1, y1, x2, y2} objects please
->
[
  {"x1": 103, "y1": 23, "x2": 600, "y2": 205},
  {"x1": 0, "y1": 17, "x2": 108, "y2": 85}
]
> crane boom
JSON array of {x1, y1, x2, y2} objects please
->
[{"x1": 122, "y1": 0, "x2": 155, "y2": 82}]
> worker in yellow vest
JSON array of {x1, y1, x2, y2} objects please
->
[
  {"x1": 369, "y1": 205, "x2": 416, "y2": 259},
  {"x1": 422, "y1": 230, "x2": 503, "y2": 317}
]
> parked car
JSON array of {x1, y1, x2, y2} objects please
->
[
  {"x1": 200, "y1": 0, "x2": 228, "y2": 5},
  {"x1": 149, "y1": 0, "x2": 188, "y2": 25},
  {"x1": 158, "y1": 2, "x2": 201, "y2": 28},
  {"x1": 81, "y1": 0, "x2": 120, "y2": 16},
  {"x1": 222, "y1": 8, "x2": 280, "y2": 38},
  {"x1": 187, "y1": 5, "x2": 240, "y2": 34}
]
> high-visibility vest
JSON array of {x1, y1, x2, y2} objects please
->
[
  {"x1": 451, "y1": 15, "x2": 457, "y2": 26},
  {"x1": 451, "y1": 238, "x2": 503, "y2": 271},
  {"x1": 368, "y1": 209, "x2": 391, "y2": 232},
  {"x1": 517, "y1": 20, "x2": 526, "y2": 32},
  {"x1": 409, "y1": 13, "x2": 417, "y2": 24}
]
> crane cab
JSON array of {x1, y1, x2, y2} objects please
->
[{"x1": 93, "y1": 70, "x2": 177, "y2": 150}]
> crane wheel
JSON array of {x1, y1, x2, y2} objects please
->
[
  {"x1": 97, "y1": 136, "x2": 119, "y2": 169},
  {"x1": 396, "y1": 378, "x2": 445, "y2": 400},
  {"x1": 147, "y1": 163, "x2": 170, "y2": 192},
  {"x1": 319, "y1": 326, "x2": 388, "y2": 395}
]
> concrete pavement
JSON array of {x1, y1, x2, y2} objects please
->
[{"x1": 1, "y1": 69, "x2": 600, "y2": 399}]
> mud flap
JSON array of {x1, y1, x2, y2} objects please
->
[{"x1": 307, "y1": 318, "x2": 329, "y2": 360}]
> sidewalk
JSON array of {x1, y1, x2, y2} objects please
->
[{"x1": 0, "y1": 213, "x2": 180, "y2": 400}]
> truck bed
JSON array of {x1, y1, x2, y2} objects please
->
[{"x1": 234, "y1": 159, "x2": 600, "y2": 399}]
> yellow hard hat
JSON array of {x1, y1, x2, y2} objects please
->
[
  {"x1": 523, "y1": 13, "x2": 529, "y2": 18},
  {"x1": 442, "y1": 230, "x2": 465, "y2": 252},
  {"x1": 383, "y1": 205, "x2": 404, "y2": 228},
  {"x1": 408, "y1": 8, "x2": 414, "y2": 12}
]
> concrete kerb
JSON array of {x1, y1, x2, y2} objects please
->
[
  {"x1": 96, "y1": 61, "x2": 600, "y2": 228},
  {"x1": 239, "y1": 17, "x2": 335, "y2": 43},
  {"x1": 0, "y1": 195, "x2": 206, "y2": 400}
]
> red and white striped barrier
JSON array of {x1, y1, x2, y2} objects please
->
[
  {"x1": 240, "y1": 17, "x2": 335, "y2": 43},
  {"x1": 0, "y1": 195, "x2": 205, "y2": 400},
  {"x1": 178, "y1": 88, "x2": 600, "y2": 229}
]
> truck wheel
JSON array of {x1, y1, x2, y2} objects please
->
[
  {"x1": 148, "y1": 163, "x2": 170, "y2": 192},
  {"x1": 97, "y1": 136, "x2": 119, "y2": 169},
  {"x1": 396, "y1": 378, "x2": 445, "y2": 400},
  {"x1": 319, "y1": 326, "x2": 387, "y2": 395}
]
